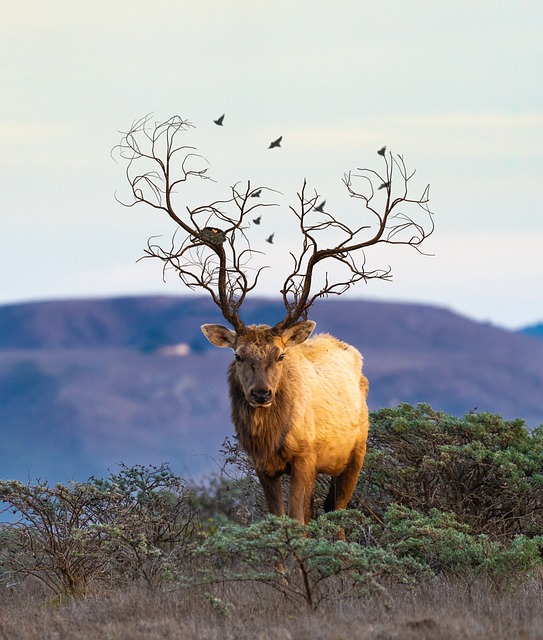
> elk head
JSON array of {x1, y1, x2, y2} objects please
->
[{"x1": 201, "y1": 321, "x2": 315, "y2": 407}]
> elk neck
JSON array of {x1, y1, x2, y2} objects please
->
[{"x1": 227, "y1": 360, "x2": 294, "y2": 467}]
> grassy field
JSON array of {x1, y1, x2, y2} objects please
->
[{"x1": 2, "y1": 577, "x2": 543, "y2": 639}]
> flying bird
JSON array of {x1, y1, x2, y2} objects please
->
[
  {"x1": 377, "y1": 146, "x2": 386, "y2": 156},
  {"x1": 378, "y1": 181, "x2": 390, "y2": 190},
  {"x1": 214, "y1": 114, "x2": 225, "y2": 126},
  {"x1": 251, "y1": 189, "x2": 262, "y2": 198},
  {"x1": 315, "y1": 200, "x2": 326, "y2": 212},
  {"x1": 253, "y1": 216, "x2": 262, "y2": 225},
  {"x1": 268, "y1": 136, "x2": 282, "y2": 149},
  {"x1": 266, "y1": 233, "x2": 275, "y2": 244}
]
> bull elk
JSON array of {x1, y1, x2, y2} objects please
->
[
  {"x1": 201, "y1": 318, "x2": 369, "y2": 523},
  {"x1": 115, "y1": 114, "x2": 434, "y2": 523}
]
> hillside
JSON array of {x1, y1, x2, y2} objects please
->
[
  {"x1": 521, "y1": 322, "x2": 543, "y2": 340},
  {"x1": 1, "y1": 295, "x2": 543, "y2": 483}
]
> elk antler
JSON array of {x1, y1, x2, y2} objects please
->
[
  {"x1": 273, "y1": 153, "x2": 434, "y2": 332},
  {"x1": 113, "y1": 115, "x2": 278, "y2": 333},
  {"x1": 115, "y1": 116, "x2": 434, "y2": 333}
]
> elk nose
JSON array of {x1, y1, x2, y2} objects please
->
[{"x1": 250, "y1": 389, "x2": 272, "y2": 405}]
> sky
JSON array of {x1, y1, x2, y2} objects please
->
[{"x1": 0, "y1": 0, "x2": 542, "y2": 329}]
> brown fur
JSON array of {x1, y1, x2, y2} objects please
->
[{"x1": 201, "y1": 321, "x2": 369, "y2": 523}]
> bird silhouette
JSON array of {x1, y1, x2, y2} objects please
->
[
  {"x1": 253, "y1": 216, "x2": 262, "y2": 225},
  {"x1": 266, "y1": 233, "x2": 275, "y2": 244},
  {"x1": 315, "y1": 200, "x2": 326, "y2": 212},
  {"x1": 377, "y1": 146, "x2": 386, "y2": 156},
  {"x1": 378, "y1": 181, "x2": 390, "y2": 190},
  {"x1": 268, "y1": 136, "x2": 282, "y2": 149},
  {"x1": 214, "y1": 114, "x2": 225, "y2": 126},
  {"x1": 251, "y1": 189, "x2": 262, "y2": 198}
]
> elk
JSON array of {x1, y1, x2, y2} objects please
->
[
  {"x1": 201, "y1": 318, "x2": 369, "y2": 523},
  {"x1": 115, "y1": 115, "x2": 434, "y2": 523}
]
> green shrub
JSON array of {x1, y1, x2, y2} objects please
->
[
  {"x1": 378, "y1": 504, "x2": 543, "y2": 586},
  {"x1": 354, "y1": 404, "x2": 543, "y2": 537},
  {"x1": 88, "y1": 463, "x2": 198, "y2": 588},
  {"x1": 195, "y1": 511, "x2": 427, "y2": 609},
  {"x1": 193, "y1": 507, "x2": 543, "y2": 608}
]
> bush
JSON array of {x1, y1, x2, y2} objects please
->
[
  {"x1": 378, "y1": 504, "x2": 543, "y2": 586},
  {"x1": 0, "y1": 463, "x2": 198, "y2": 599},
  {"x1": 193, "y1": 508, "x2": 543, "y2": 609},
  {"x1": 193, "y1": 437, "x2": 267, "y2": 527},
  {"x1": 194, "y1": 511, "x2": 428, "y2": 609},
  {"x1": 354, "y1": 404, "x2": 543, "y2": 537},
  {"x1": 198, "y1": 406, "x2": 543, "y2": 540}
]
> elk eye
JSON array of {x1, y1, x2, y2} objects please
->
[
  {"x1": 278, "y1": 353, "x2": 285, "y2": 362},
  {"x1": 234, "y1": 353, "x2": 242, "y2": 362}
]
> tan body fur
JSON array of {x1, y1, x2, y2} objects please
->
[{"x1": 202, "y1": 321, "x2": 369, "y2": 524}]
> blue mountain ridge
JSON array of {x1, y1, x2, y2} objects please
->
[{"x1": 1, "y1": 295, "x2": 542, "y2": 484}]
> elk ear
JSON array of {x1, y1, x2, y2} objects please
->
[
  {"x1": 282, "y1": 321, "x2": 316, "y2": 347},
  {"x1": 201, "y1": 324, "x2": 238, "y2": 348}
]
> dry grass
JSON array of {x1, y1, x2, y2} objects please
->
[{"x1": 1, "y1": 577, "x2": 543, "y2": 640}]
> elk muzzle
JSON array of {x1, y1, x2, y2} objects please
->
[{"x1": 250, "y1": 387, "x2": 273, "y2": 406}]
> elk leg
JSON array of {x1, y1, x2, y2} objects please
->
[
  {"x1": 257, "y1": 471, "x2": 285, "y2": 516},
  {"x1": 288, "y1": 459, "x2": 317, "y2": 524},
  {"x1": 324, "y1": 443, "x2": 366, "y2": 512}
]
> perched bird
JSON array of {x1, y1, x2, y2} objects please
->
[
  {"x1": 214, "y1": 114, "x2": 225, "y2": 126},
  {"x1": 251, "y1": 189, "x2": 262, "y2": 198},
  {"x1": 253, "y1": 216, "x2": 262, "y2": 225},
  {"x1": 315, "y1": 200, "x2": 326, "y2": 213},
  {"x1": 377, "y1": 146, "x2": 386, "y2": 156},
  {"x1": 266, "y1": 233, "x2": 275, "y2": 244},
  {"x1": 378, "y1": 181, "x2": 390, "y2": 190},
  {"x1": 268, "y1": 136, "x2": 282, "y2": 149}
]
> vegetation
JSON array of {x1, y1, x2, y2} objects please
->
[
  {"x1": 356, "y1": 403, "x2": 543, "y2": 537},
  {"x1": 2, "y1": 404, "x2": 543, "y2": 637},
  {"x1": 0, "y1": 463, "x2": 196, "y2": 599}
]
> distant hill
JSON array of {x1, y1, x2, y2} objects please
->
[
  {"x1": 520, "y1": 323, "x2": 543, "y2": 340},
  {"x1": 1, "y1": 295, "x2": 543, "y2": 484}
]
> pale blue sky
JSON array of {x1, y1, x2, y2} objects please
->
[{"x1": 1, "y1": 0, "x2": 541, "y2": 328}]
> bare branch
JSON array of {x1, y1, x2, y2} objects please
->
[
  {"x1": 274, "y1": 152, "x2": 434, "y2": 331},
  {"x1": 114, "y1": 116, "x2": 283, "y2": 332},
  {"x1": 116, "y1": 116, "x2": 434, "y2": 332}
]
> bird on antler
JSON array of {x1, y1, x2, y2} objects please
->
[
  {"x1": 266, "y1": 233, "x2": 275, "y2": 244},
  {"x1": 377, "y1": 146, "x2": 386, "y2": 156},
  {"x1": 268, "y1": 136, "x2": 282, "y2": 149},
  {"x1": 214, "y1": 114, "x2": 225, "y2": 126},
  {"x1": 253, "y1": 216, "x2": 262, "y2": 225},
  {"x1": 251, "y1": 189, "x2": 262, "y2": 198},
  {"x1": 378, "y1": 181, "x2": 391, "y2": 190},
  {"x1": 315, "y1": 200, "x2": 326, "y2": 212}
]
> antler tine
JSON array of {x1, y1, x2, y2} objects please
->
[
  {"x1": 272, "y1": 181, "x2": 321, "y2": 332},
  {"x1": 214, "y1": 242, "x2": 247, "y2": 334},
  {"x1": 272, "y1": 249, "x2": 328, "y2": 333}
]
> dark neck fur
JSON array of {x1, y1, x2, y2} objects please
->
[{"x1": 227, "y1": 362, "x2": 292, "y2": 466}]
